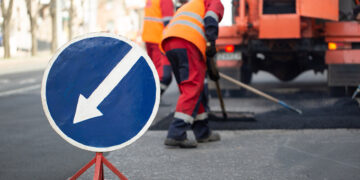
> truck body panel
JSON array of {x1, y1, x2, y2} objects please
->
[
  {"x1": 299, "y1": 0, "x2": 339, "y2": 21},
  {"x1": 214, "y1": 0, "x2": 360, "y2": 95}
]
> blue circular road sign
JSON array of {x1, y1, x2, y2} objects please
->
[{"x1": 41, "y1": 33, "x2": 160, "y2": 152}]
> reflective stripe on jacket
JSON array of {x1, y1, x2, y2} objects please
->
[
  {"x1": 161, "y1": 0, "x2": 207, "y2": 58},
  {"x1": 142, "y1": 0, "x2": 173, "y2": 44}
]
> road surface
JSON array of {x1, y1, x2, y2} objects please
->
[{"x1": 0, "y1": 57, "x2": 359, "y2": 179}]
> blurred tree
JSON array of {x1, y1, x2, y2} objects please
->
[
  {"x1": 1, "y1": 0, "x2": 14, "y2": 59},
  {"x1": 26, "y1": 0, "x2": 40, "y2": 56},
  {"x1": 50, "y1": 0, "x2": 57, "y2": 53}
]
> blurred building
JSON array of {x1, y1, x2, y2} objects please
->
[
  {"x1": 97, "y1": 0, "x2": 144, "y2": 44},
  {"x1": 1, "y1": 0, "x2": 145, "y2": 57},
  {"x1": 54, "y1": 0, "x2": 99, "y2": 46}
]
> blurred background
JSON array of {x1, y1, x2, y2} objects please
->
[{"x1": 0, "y1": 0, "x2": 232, "y2": 59}]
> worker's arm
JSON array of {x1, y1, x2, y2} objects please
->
[
  {"x1": 204, "y1": 0, "x2": 224, "y2": 41},
  {"x1": 204, "y1": 0, "x2": 224, "y2": 57},
  {"x1": 354, "y1": 5, "x2": 360, "y2": 21},
  {"x1": 160, "y1": 0, "x2": 174, "y2": 26}
]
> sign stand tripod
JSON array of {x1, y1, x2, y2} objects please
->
[{"x1": 70, "y1": 152, "x2": 128, "y2": 180}]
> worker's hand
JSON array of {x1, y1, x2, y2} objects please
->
[
  {"x1": 207, "y1": 56, "x2": 220, "y2": 81},
  {"x1": 206, "y1": 41, "x2": 217, "y2": 58}
]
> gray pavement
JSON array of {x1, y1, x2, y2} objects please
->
[
  {"x1": 0, "y1": 70, "x2": 92, "y2": 180},
  {"x1": 0, "y1": 55, "x2": 360, "y2": 179},
  {"x1": 80, "y1": 130, "x2": 360, "y2": 180},
  {"x1": 0, "y1": 52, "x2": 50, "y2": 76}
]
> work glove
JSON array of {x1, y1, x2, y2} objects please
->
[
  {"x1": 207, "y1": 55, "x2": 220, "y2": 81},
  {"x1": 206, "y1": 41, "x2": 217, "y2": 58}
]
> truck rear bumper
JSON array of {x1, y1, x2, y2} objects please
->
[{"x1": 326, "y1": 50, "x2": 360, "y2": 64}]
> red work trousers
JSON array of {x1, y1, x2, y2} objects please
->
[
  {"x1": 145, "y1": 42, "x2": 172, "y2": 91},
  {"x1": 163, "y1": 38, "x2": 207, "y2": 123}
]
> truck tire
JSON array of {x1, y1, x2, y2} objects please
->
[
  {"x1": 329, "y1": 86, "x2": 357, "y2": 97},
  {"x1": 240, "y1": 54, "x2": 253, "y2": 84},
  {"x1": 329, "y1": 86, "x2": 347, "y2": 97},
  {"x1": 240, "y1": 64, "x2": 252, "y2": 84}
]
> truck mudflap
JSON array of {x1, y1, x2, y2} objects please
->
[{"x1": 328, "y1": 64, "x2": 360, "y2": 87}]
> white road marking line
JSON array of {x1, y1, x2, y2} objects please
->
[
  {"x1": 18, "y1": 78, "x2": 37, "y2": 85},
  {"x1": 0, "y1": 84, "x2": 41, "y2": 97},
  {"x1": 0, "y1": 79, "x2": 10, "y2": 84}
]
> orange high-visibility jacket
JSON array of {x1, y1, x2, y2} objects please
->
[
  {"x1": 161, "y1": 0, "x2": 207, "y2": 58},
  {"x1": 142, "y1": 0, "x2": 173, "y2": 44}
]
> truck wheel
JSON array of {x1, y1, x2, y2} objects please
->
[
  {"x1": 329, "y1": 86, "x2": 358, "y2": 97},
  {"x1": 329, "y1": 86, "x2": 346, "y2": 97},
  {"x1": 240, "y1": 64, "x2": 252, "y2": 84},
  {"x1": 240, "y1": 54, "x2": 253, "y2": 84},
  {"x1": 233, "y1": 59, "x2": 253, "y2": 97}
]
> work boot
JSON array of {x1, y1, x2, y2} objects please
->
[
  {"x1": 192, "y1": 119, "x2": 211, "y2": 140},
  {"x1": 196, "y1": 132, "x2": 221, "y2": 143},
  {"x1": 167, "y1": 118, "x2": 191, "y2": 140},
  {"x1": 164, "y1": 138, "x2": 198, "y2": 148}
]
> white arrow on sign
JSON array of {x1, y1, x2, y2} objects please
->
[{"x1": 73, "y1": 47, "x2": 141, "y2": 124}]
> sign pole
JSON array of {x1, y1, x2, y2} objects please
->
[
  {"x1": 93, "y1": 153, "x2": 104, "y2": 180},
  {"x1": 69, "y1": 152, "x2": 128, "y2": 180}
]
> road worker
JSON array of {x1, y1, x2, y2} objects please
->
[
  {"x1": 160, "y1": 0, "x2": 224, "y2": 148},
  {"x1": 142, "y1": 0, "x2": 174, "y2": 94}
]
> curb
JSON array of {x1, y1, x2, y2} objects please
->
[{"x1": 0, "y1": 52, "x2": 51, "y2": 76}]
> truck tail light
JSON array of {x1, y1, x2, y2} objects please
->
[
  {"x1": 225, "y1": 45, "x2": 235, "y2": 53},
  {"x1": 328, "y1": 42, "x2": 337, "y2": 50},
  {"x1": 328, "y1": 42, "x2": 351, "y2": 50}
]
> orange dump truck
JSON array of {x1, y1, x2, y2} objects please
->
[{"x1": 215, "y1": 0, "x2": 360, "y2": 96}]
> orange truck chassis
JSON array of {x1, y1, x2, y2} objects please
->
[{"x1": 215, "y1": 0, "x2": 360, "y2": 96}]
